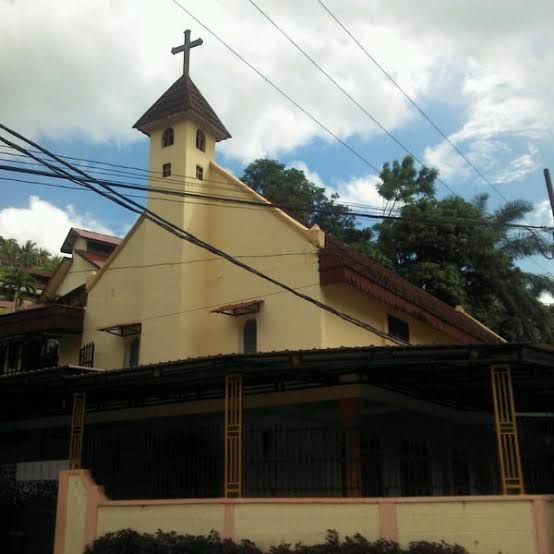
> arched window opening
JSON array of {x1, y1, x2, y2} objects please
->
[
  {"x1": 129, "y1": 337, "x2": 140, "y2": 368},
  {"x1": 196, "y1": 129, "x2": 206, "y2": 152},
  {"x1": 243, "y1": 319, "x2": 257, "y2": 354},
  {"x1": 162, "y1": 128, "x2": 174, "y2": 148}
]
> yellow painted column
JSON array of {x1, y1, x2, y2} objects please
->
[
  {"x1": 490, "y1": 365, "x2": 524, "y2": 494},
  {"x1": 224, "y1": 375, "x2": 243, "y2": 498},
  {"x1": 68, "y1": 392, "x2": 86, "y2": 469}
]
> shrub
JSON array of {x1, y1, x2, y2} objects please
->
[{"x1": 85, "y1": 529, "x2": 468, "y2": 554}]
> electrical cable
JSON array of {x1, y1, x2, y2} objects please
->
[
  {"x1": 316, "y1": 0, "x2": 510, "y2": 203},
  {"x1": 166, "y1": 0, "x2": 382, "y2": 176},
  {"x1": 0, "y1": 122, "x2": 407, "y2": 345},
  {"x1": 246, "y1": 0, "x2": 458, "y2": 196},
  {"x1": 1, "y1": 165, "x2": 552, "y2": 233}
]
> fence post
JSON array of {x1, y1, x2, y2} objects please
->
[
  {"x1": 224, "y1": 374, "x2": 243, "y2": 498},
  {"x1": 490, "y1": 364, "x2": 524, "y2": 494},
  {"x1": 69, "y1": 392, "x2": 86, "y2": 469},
  {"x1": 338, "y1": 397, "x2": 362, "y2": 496}
]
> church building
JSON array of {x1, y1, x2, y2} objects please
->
[{"x1": 1, "y1": 30, "x2": 554, "y2": 554}]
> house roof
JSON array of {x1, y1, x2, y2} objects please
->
[
  {"x1": 319, "y1": 237, "x2": 503, "y2": 345},
  {"x1": 133, "y1": 75, "x2": 231, "y2": 141},
  {"x1": 2, "y1": 344, "x2": 553, "y2": 414},
  {"x1": 61, "y1": 228, "x2": 121, "y2": 255},
  {"x1": 0, "y1": 304, "x2": 84, "y2": 338}
]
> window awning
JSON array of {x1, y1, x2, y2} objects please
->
[
  {"x1": 211, "y1": 300, "x2": 263, "y2": 317},
  {"x1": 98, "y1": 322, "x2": 141, "y2": 337}
]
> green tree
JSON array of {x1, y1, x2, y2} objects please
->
[
  {"x1": 377, "y1": 155, "x2": 437, "y2": 215},
  {"x1": 19, "y1": 240, "x2": 39, "y2": 267},
  {"x1": 0, "y1": 267, "x2": 37, "y2": 310},
  {"x1": 375, "y1": 159, "x2": 554, "y2": 343},
  {"x1": 241, "y1": 159, "x2": 375, "y2": 246}
]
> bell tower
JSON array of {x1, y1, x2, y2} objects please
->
[{"x1": 133, "y1": 30, "x2": 231, "y2": 226}]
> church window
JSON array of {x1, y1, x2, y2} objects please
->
[
  {"x1": 162, "y1": 163, "x2": 171, "y2": 178},
  {"x1": 387, "y1": 314, "x2": 409, "y2": 343},
  {"x1": 196, "y1": 165, "x2": 204, "y2": 180},
  {"x1": 196, "y1": 129, "x2": 206, "y2": 152},
  {"x1": 162, "y1": 128, "x2": 174, "y2": 147},
  {"x1": 243, "y1": 319, "x2": 257, "y2": 354},
  {"x1": 128, "y1": 337, "x2": 140, "y2": 368}
]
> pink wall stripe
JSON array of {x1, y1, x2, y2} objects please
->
[
  {"x1": 378, "y1": 501, "x2": 398, "y2": 542},
  {"x1": 53, "y1": 470, "x2": 69, "y2": 554},
  {"x1": 223, "y1": 501, "x2": 235, "y2": 540},
  {"x1": 532, "y1": 499, "x2": 552, "y2": 554}
]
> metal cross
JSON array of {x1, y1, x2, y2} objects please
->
[{"x1": 171, "y1": 29, "x2": 203, "y2": 77}]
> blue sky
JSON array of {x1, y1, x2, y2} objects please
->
[{"x1": 0, "y1": 0, "x2": 552, "y2": 285}]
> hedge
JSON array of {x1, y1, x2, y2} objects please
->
[{"x1": 85, "y1": 529, "x2": 469, "y2": 554}]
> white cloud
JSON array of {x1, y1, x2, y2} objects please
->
[
  {"x1": 335, "y1": 175, "x2": 386, "y2": 211},
  {"x1": 423, "y1": 48, "x2": 553, "y2": 187},
  {"x1": 0, "y1": 196, "x2": 114, "y2": 254},
  {"x1": 288, "y1": 160, "x2": 386, "y2": 211},
  {"x1": 0, "y1": 0, "x2": 552, "y2": 168},
  {"x1": 495, "y1": 147, "x2": 540, "y2": 185},
  {"x1": 540, "y1": 292, "x2": 554, "y2": 306},
  {"x1": 0, "y1": 0, "x2": 445, "y2": 161},
  {"x1": 527, "y1": 199, "x2": 554, "y2": 227},
  {"x1": 287, "y1": 161, "x2": 326, "y2": 189}
]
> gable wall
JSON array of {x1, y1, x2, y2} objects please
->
[
  {"x1": 84, "y1": 163, "x2": 324, "y2": 368},
  {"x1": 321, "y1": 283, "x2": 455, "y2": 348},
  {"x1": 56, "y1": 254, "x2": 96, "y2": 298}
]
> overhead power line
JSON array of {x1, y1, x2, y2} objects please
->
[
  {"x1": 0, "y1": 122, "x2": 407, "y2": 345},
  {"x1": 166, "y1": 0, "x2": 384, "y2": 176},
  {"x1": 247, "y1": 0, "x2": 458, "y2": 196},
  {"x1": 2, "y1": 163, "x2": 553, "y2": 234},
  {"x1": 316, "y1": 0, "x2": 510, "y2": 203}
]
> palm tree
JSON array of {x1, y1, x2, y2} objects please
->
[
  {"x1": 0, "y1": 267, "x2": 37, "y2": 310},
  {"x1": 0, "y1": 238, "x2": 21, "y2": 266},
  {"x1": 20, "y1": 240, "x2": 38, "y2": 267}
]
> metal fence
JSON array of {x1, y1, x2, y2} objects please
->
[{"x1": 82, "y1": 422, "x2": 505, "y2": 499}]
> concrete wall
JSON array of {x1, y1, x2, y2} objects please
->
[
  {"x1": 54, "y1": 470, "x2": 554, "y2": 554},
  {"x1": 57, "y1": 251, "x2": 96, "y2": 298}
]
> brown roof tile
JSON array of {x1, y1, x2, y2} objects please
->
[
  {"x1": 320, "y1": 237, "x2": 503, "y2": 345},
  {"x1": 61, "y1": 228, "x2": 121, "y2": 254},
  {"x1": 133, "y1": 75, "x2": 231, "y2": 141}
]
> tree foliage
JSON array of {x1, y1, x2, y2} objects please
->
[
  {"x1": 240, "y1": 156, "x2": 554, "y2": 344},
  {"x1": 0, "y1": 236, "x2": 61, "y2": 272},
  {"x1": 0, "y1": 236, "x2": 61, "y2": 309}
]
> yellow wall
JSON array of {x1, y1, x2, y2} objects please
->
[
  {"x1": 58, "y1": 471, "x2": 549, "y2": 554},
  {"x1": 97, "y1": 504, "x2": 224, "y2": 538},
  {"x1": 96, "y1": 500, "x2": 541, "y2": 554},
  {"x1": 58, "y1": 335, "x2": 82, "y2": 366},
  {"x1": 234, "y1": 503, "x2": 380, "y2": 548},
  {"x1": 322, "y1": 283, "x2": 453, "y2": 348},
  {"x1": 396, "y1": 501, "x2": 537, "y2": 554}
]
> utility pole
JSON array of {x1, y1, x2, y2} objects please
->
[{"x1": 544, "y1": 168, "x2": 554, "y2": 249}]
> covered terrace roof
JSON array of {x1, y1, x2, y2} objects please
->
[
  {"x1": 0, "y1": 304, "x2": 84, "y2": 338},
  {"x1": 1, "y1": 343, "x2": 553, "y2": 419}
]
